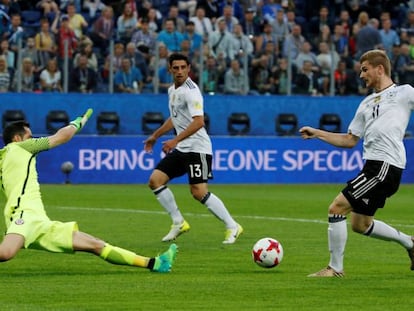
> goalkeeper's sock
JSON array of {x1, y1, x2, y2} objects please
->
[{"x1": 100, "y1": 243, "x2": 151, "y2": 268}]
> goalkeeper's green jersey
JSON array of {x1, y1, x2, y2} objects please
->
[{"x1": 0, "y1": 137, "x2": 50, "y2": 215}]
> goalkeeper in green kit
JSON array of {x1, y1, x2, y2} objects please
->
[{"x1": 0, "y1": 109, "x2": 176, "y2": 272}]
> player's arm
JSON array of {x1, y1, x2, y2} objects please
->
[
  {"x1": 48, "y1": 108, "x2": 93, "y2": 148},
  {"x1": 174, "y1": 115, "x2": 204, "y2": 144},
  {"x1": 299, "y1": 126, "x2": 359, "y2": 148},
  {"x1": 161, "y1": 115, "x2": 204, "y2": 154},
  {"x1": 143, "y1": 117, "x2": 174, "y2": 152}
]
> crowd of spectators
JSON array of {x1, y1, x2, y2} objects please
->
[{"x1": 1, "y1": 0, "x2": 414, "y2": 96}]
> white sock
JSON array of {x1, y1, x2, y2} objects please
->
[
  {"x1": 365, "y1": 220, "x2": 413, "y2": 249},
  {"x1": 153, "y1": 186, "x2": 184, "y2": 225},
  {"x1": 202, "y1": 192, "x2": 237, "y2": 229},
  {"x1": 328, "y1": 215, "x2": 347, "y2": 272}
]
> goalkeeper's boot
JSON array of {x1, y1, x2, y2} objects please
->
[
  {"x1": 223, "y1": 223, "x2": 243, "y2": 244},
  {"x1": 161, "y1": 220, "x2": 190, "y2": 242},
  {"x1": 151, "y1": 244, "x2": 178, "y2": 273}
]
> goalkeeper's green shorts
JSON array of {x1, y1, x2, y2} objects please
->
[{"x1": 5, "y1": 203, "x2": 78, "y2": 253}]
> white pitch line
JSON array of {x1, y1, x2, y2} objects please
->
[{"x1": 54, "y1": 206, "x2": 414, "y2": 228}]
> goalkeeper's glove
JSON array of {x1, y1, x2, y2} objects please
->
[{"x1": 70, "y1": 108, "x2": 93, "y2": 132}]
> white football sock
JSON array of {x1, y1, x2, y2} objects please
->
[
  {"x1": 328, "y1": 215, "x2": 347, "y2": 272},
  {"x1": 153, "y1": 186, "x2": 184, "y2": 225},
  {"x1": 202, "y1": 192, "x2": 237, "y2": 229},
  {"x1": 365, "y1": 220, "x2": 413, "y2": 249}
]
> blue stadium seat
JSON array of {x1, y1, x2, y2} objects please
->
[{"x1": 21, "y1": 10, "x2": 42, "y2": 37}]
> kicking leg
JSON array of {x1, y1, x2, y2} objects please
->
[{"x1": 73, "y1": 231, "x2": 177, "y2": 272}]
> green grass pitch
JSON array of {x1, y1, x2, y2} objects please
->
[{"x1": 0, "y1": 184, "x2": 414, "y2": 310}]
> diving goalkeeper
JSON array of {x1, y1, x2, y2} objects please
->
[{"x1": 0, "y1": 109, "x2": 176, "y2": 272}]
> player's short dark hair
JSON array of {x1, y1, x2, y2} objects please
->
[
  {"x1": 3, "y1": 121, "x2": 30, "y2": 145},
  {"x1": 168, "y1": 53, "x2": 190, "y2": 66}
]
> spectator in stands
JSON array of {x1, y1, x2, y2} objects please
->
[
  {"x1": 251, "y1": 40, "x2": 279, "y2": 74},
  {"x1": 316, "y1": 41, "x2": 340, "y2": 95},
  {"x1": 271, "y1": 57, "x2": 291, "y2": 95},
  {"x1": 165, "y1": 5, "x2": 186, "y2": 33},
  {"x1": 73, "y1": 41, "x2": 98, "y2": 73},
  {"x1": 261, "y1": 0, "x2": 282, "y2": 23},
  {"x1": 334, "y1": 58, "x2": 348, "y2": 96},
  {"x1": 36, "y1": 0, "x2": 59, "y2": 16},
  {"x1": 294, "y1": 41, "x2": 319, "y2": 73},
  {"x1": 0, "y1": 55, "x2": 10, "y2": 92},
  {"x1": 355, "y1": 12, "x2": 382, "y2": 59},
  {"x1": 131, "y1": 17, "x2": 157, "y2": 57},
  {"x1": 20, "y1": 37, "x2": 42, "y2": 77},
  {"x1": 124, "y1": 41, "x2": 151, "y2": 87},
  {"x1": 59, "y1": 0, "x2": 81, "y2": 13},
  {"x1": 231, "y1": 23, "x2": 253, "y2": 63},
  {"x1": 224, "y1": 58, "x2": 248, "y2": 95},
  {"x1": 66, "y1": 2, "x2": 88, "y2": 39},
  {"x1": 308, "y1": 5, "x2": 334, "y2": 40},
  {"x1": 218, "y1": 0, "x2": 244, "y2": 25},
  {"x1": 202, "y1": 54, "x2": 224, "y2": 94},
  {"x1": 116, "y1": 2, "x2": 137, "y2": 45},
  {"x1": 11, "y1": 57, "x2": 37, "y2": 92},
  {"x1": 104, "y1": 42, "x2": 125, "y2": 77},
  {"x1": 89, "y1": 6, "x2": 114, "y2": 57},
  {"x1": 157, "y1": 18, "x2": 184, "y2": 53},
  {"x1": 156, "y1": 56, "x2": 173, "y2": 93},
  {"x1": 0, "y1": 38, "x2": 14, "y2": 72},
  {"x1": 146, "y1": 7, "x2": 162, "y2": 33},
  {"x1": 395, "y1": 43, "x2": 414, "y2": 86},
  {"x1": 178, "y1": 0, "x2": 197, "y2": 18},
  {"x1": 240, "y1": 7, "x2": 261, "y2": 43},
  {"x1": 4, "y1": 13, "x2": 24, "y2": 55},
  {"x1": 250, "y1": 54, "x2": 273, "y2": 95},
  {"x1": 149, "y1": 42, "x2": 169, "y2": 77},
  {"x1": 83, "y1": 0, "x2": 107, "y2": 19},
  {"x1": 332, "y1": 22, "x2": 350, "y2": 63},
  {"x1": 209, "y1": 19, "x2": 234, "y2": 64},
  {"x1": 271, "y1": 8, "x2": 289, "y2": 50},
  {"x1": 52, "y1": 14, "x2": 77, "y2": 68},
  {"x1": 35, "y1": 18, "x2": 57, "y2": 69},
  {"x1": 215, "y1": 4, "x2": 239, "y2": 33},
  {"x1": 70, "y1": 53, "x2": 97, "y2": 93},
  {"x1": 183, "y1": 20, "x2": 203, "y2": 57},
  {"x1": 401, "y1": 9, "x2": 414, "y2": 38},
  {"x1": 114, "y1": 57, "x2": 143, "y2": 93},
  {"x1": 335, "y1": 9, "x2": 352, "y2": 37},
  {"x1": 39, "y1": 57, "x2": 62, "y2": 92},
  {"x1": 197, "y1": 0, "x2": 220, "y2": 23},
  {"x1": 294, "y1": 60, "x2": 320, "y2": 95},
  {"x1": 282, "y1": 24, "x2": 305, "y2": 60},
  {"x1": 189, "y1": 6, "x2": 213, "y2": 43},
  {"x1": 254, "y1": 21, "x2": 278, "y2": 56},
  {"x1": 380, "y1": 17, "x2": 400, "y2": 59},
  {"x1": 344, "y1": 60, "x2": 368, "y2": 96},
  {"x1": 312, "y1": 24, "x2": 332, "y2": 50}
]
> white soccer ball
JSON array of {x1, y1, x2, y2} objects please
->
[{"x1": 252, "y1": 237, "x2": 284, "y2": 268}]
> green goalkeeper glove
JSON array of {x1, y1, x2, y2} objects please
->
[{"x1": 70, "y1": 108, "x2": 93, "y2": 132}]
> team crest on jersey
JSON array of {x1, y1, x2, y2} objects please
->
[
  {"x1": 15, "y1": 219, "x2": 24, "y2": 225},
  {"x1": 374, "y1": 96, "x2": 381, "y2": 103}
]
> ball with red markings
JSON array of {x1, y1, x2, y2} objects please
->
[{"x1": 252, "y1": 237, "x2": 284, "y2": 268}]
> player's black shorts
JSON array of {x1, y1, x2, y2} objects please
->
[
  {"x1": 155, "y1": 149, "x2": 213, "y2": 184},
  {"x1": 341, "y1": 160, "x2": 403, "y2": 216}
]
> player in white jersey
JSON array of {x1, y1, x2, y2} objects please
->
[
  {"x1": 143, "y1": 53, "x2": 243, "y2": 244},
  {"x1": 0, "y1": 112, "x2": 176, "y2": 273},
  {"x1": 300, "y1": 49, "x2": 414, "y2": 277}
]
